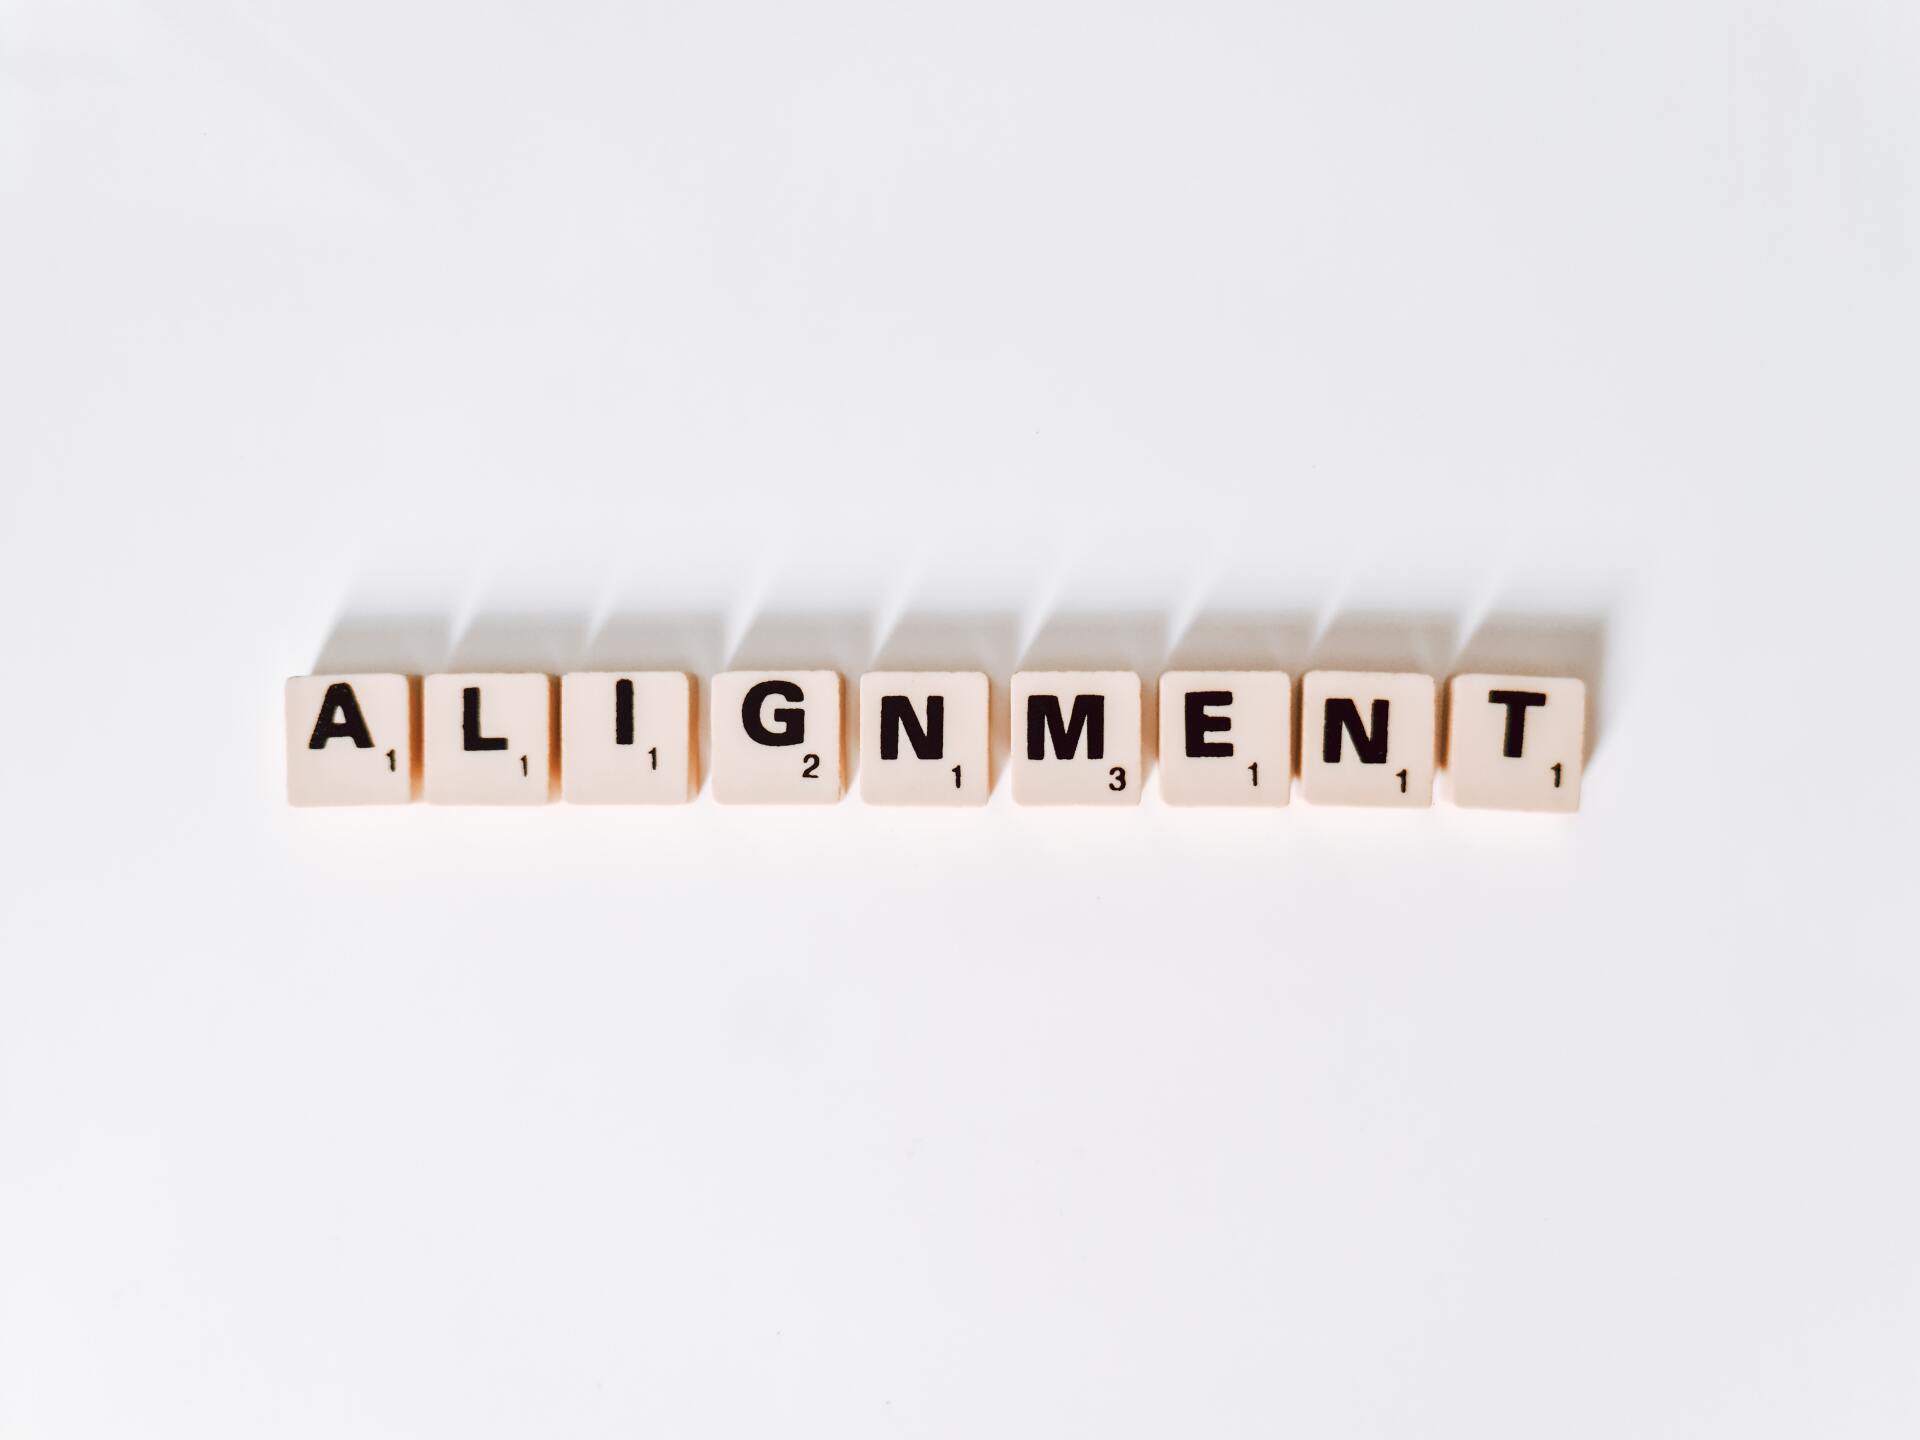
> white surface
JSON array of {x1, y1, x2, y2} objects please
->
[{"x1": 2, "y1": 1, "x2": 1916, "y2": 1435}]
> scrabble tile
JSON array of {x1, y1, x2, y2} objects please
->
[
  {"x1": 560, "y1": 672, "x2": 695, "y2": 804},
  {"x1": 423, "y1": 673, "x2": 555, "y2": 804},
  {"x1": 1157, "y1": 670, "x2": 1291, "y2": 807},
  {"x1": 1010, "y1": 671, "x2": 1142, "y2": 806},
  {"x1": 1299, "y1": 670, "x2": 1435, "y2": 807},
  {"x1": 858, "y1": 671, "x2": 990, "y2": 806},
  {"x1": 1447, "y1": 673, "x2": 1585, "y2": 812},
  {"x1": 285, "y1": 674, "x2": 416, "y2": 806},
  {"x1": 710, "y1": 670, "x2": 843, "y2": 804}
]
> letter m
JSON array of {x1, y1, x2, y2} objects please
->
[{"x1": 1027, "y1": 694, "x2": 1105, "y2": 760}]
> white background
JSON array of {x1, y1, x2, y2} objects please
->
[{"x1": 3, "y1": 1, "x2": 1917, "y2": 1435}]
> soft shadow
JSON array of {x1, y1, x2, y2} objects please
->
[
  {"x1": 1020, "y1": 611, "x2": 1169, "y2": 672},
  {"x1": 1453, "y1": 614, "x2": 1609, "y2": 761},
  {"x1": 312, "y1": 614, "x2": 453, "y2": 675},
  {"x1": 875, "y1": 611, "x2": 1023, "y2": 796},
  {"x1": 1308, "y1": 610, "x2": 1457, "y2": 675},
  {"x1": 449, "y1": 613, "x2": 593, "y2": 673},
  {"x1": 586, "y1": 612, "x2": 729, "y2": 674},
  {"x1": 1167, "y1": 610, "x2": 1316, "y2": 673},
  {"x1": 728, "y1": 610, "x2": 877, "y2": 674}
]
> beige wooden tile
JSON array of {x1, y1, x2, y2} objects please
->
[
  {"x1": 1299, "y1": 670, "x2": 1435, "y2": 807},
  {"x1": 1010, "y1": 671, "x2": 1142, "y2": 806},
  {"x1": 1157, "y1": 670, "x2": 1291, "y2": 807},
  {"x1": 1447, "y1": 673, "x2": 1585, "y2": 812},
  {"x1": 286, "y1": 673, "x2": 416, "y2": 806},
  {"x1": 423, "y1": 673, "x2": 555, "y2": 804},
  {"x1": 710, "y1": 671, "x2": 843, "y2": 804},
  {"x1": 560, "y1": 672, "x2": 695, "y2": 804},
  {"x1": 858, "y1": 671, "x2": 989, "y2": 806}
]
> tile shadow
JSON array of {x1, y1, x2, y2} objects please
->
[
  {"x1": 1308, "y1": 610, "x2": 1457, "y2": 675},
  {"x1": 586, "y1": 612, "x2": 729, "y2": 675},
  {"x1": 312, "y1": 614, "x2": 454, "y2": 675},
  {"x1": 449, "y1": 613, "x2": 594, "y2": 673},
  {"x1": 1019, "y1": 610, "x2": 1170, "y2": 672},
  {"x1": 1167, "y1": 610, "x2": 1317, "y2": 673}
]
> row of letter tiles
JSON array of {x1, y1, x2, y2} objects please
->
[{"x1": 287, "y1": 670, "x2": 1584, "y2": 812}]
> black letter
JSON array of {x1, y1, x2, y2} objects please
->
[
  {"x1": 743, "y1": 680, "x2": 805, "y2": 746},
  {"x1": 1026, "y1": 694, "x2": 1105, "y2": 760},
  {"x1": 1322, "y1": 698, "x2": 1389, "y2": 764},
  {"x1": 1184, "y1": 690, "x2": 1234, "y2": 758},
  {"x1": 463, "y1": 686, "x2": 508, "y2": 751},
  {"x1": 308, "y1": 682, "x2": 373, "y2": 749},
  {"x1": 1487, "y1": 689, "x2": 1547, "y2": 757},
  {"x1": 879, "y1": 694, "x2": 943, "y2": 760},
  {"x1": 615, "y1": 677, "x2": 635, "y2": 746}
]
